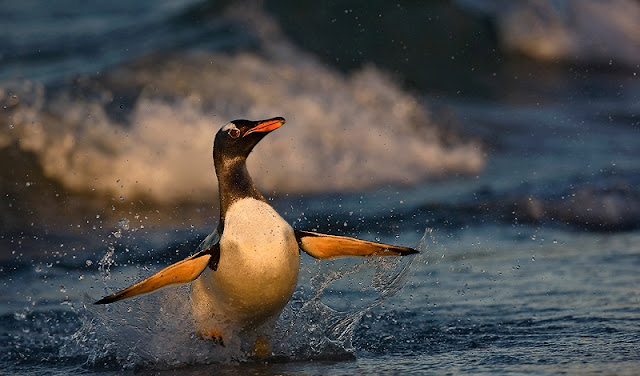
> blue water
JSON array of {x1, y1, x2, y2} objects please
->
[{"x1": 1, "y1": 1, "x2": 639, "y2": 375}]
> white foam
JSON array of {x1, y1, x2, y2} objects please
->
[
  {"x1": 0, "y1": 7, "x2": 484, "y2": 204},
  {"x1": 458, "y1": 0, "x2": 640, "y2": 65}
]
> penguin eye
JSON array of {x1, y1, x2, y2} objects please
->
[{"x1": 228, "y1": 128, "x2": 240, "y2": 139}]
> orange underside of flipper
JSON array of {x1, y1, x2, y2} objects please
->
[
  {"x1": 295, "y1": 230, "x2": 418, "y2": 259},
  {"x1": 94, "y1": 247, "x2": 217, "y2": 304}
]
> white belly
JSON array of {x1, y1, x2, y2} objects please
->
[{"x1": 190, "y1": 198, "x2": 300, "y2": 334}]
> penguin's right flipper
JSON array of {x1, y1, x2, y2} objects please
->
[{"x1": 94, "y1": 244, "x2": 220, "y2": 304}]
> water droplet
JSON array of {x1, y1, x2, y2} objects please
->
[
  {"x1": 119, "y1": 196, "x2": 125, "y2": 201},
  {"x1": 118, "y1": 218, "x2": 130, "y2": 231},
  {"x1": 34, "y1": 265, "x2": 42, "y2": 273},
  {"x1": 78, "y1": 275, "x2": 84, "y2": 280},
  {"x1": 86, "y1": 260, "x2": 93, "y2": 266}
]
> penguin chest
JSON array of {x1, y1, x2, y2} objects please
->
[{"x1": 192, "y1": 198, "x2": 300, "y2": 327}]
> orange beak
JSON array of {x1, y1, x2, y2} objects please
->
[{"x1": 243, "y1": 117, "x2": 286, "y2": 137}]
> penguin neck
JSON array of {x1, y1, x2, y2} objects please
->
[{"x1": 215, "y1": 157, "x2": 265, "y2": 228}]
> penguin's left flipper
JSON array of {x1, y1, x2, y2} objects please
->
[
  {"x1": 295, "y1": 230, "x2": 418, "y2": 259},
  {"x1": 94, "y1": 245, "x2": 220, "y2": 304}
]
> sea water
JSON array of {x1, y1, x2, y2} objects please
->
[{"x1": 1, "y1": 1, "x2": 639, "y2": 375}]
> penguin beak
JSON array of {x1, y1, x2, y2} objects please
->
[{"x1": 244, "y1": 117, "x2": 285, "y2": 137}]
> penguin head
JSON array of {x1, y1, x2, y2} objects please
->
[{"x1": 213, "y1": 117, "x2": 285, "y2": 162}]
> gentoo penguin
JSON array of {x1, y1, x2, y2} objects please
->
[{"x1": 95, "y1": 117, "x2": 417, "y2": 354}]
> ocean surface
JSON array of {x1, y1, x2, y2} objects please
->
[{"x1": 1, "y1": 1, "x2": 639, "y2": 375}]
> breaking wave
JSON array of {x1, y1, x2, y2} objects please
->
[
  {"x1": 457, "y1": 0, "x2": 640, "y2": 65},
  {"x1": 0, "y1": 5, "x2": 484, "y2": 205}
]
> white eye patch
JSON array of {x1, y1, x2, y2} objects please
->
[
  {"x1": 222, "y1": 122, "x2": 240, "y2": 138},
  {"x1": 222, "y1": 122, "x2": 238, "y2": 132}
]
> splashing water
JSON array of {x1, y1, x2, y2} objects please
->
[{"x1": 59, "y1": 229, "x2": 427, "y2": 371}]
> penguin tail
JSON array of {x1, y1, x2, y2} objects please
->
[
  {"x1": 94, "y1": 245, "x2": 219, "y2": 304},
  {"x1": 295, "y1": 230, "x2": 418, "y2": 259}
]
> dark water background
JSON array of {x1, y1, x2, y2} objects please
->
[{"x1": 1, "y1": 1, "x2": 639, "y2": 374}]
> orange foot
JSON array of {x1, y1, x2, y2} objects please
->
[
  {"x1": 252, "y1": 335, "x2": 271, "y2": 359},
  {"x1": 196, "y1": 328, "x2": 225, "y2": 346}
]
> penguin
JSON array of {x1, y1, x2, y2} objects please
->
[{"x1": 95, "y1": 117, "x2": 417, "y2": 354}]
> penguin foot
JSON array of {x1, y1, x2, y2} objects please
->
[
  {"x1": 196, "y1": 328, "x2": 225, "y2": 346},
  {"x1": 252, "y1": 335, "x2": 271, "y2": 359}
]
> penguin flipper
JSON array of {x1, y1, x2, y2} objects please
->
[
  {"x1": 295, "y1": 230, "x2": 418, "y2": 259},
  {"x1": 94, "y1": 244, "x2": 220, "y2": 304}
]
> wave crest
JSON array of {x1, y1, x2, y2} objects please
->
[{"x1": 1, "y1": 6, "x2": 484, "y2": 204}]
